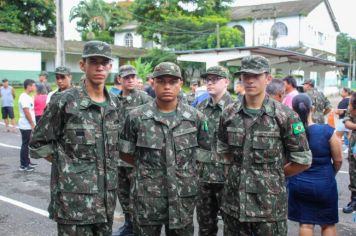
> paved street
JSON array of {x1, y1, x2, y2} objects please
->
[{"x1": 0, "y1": 109, "x2": 355, "y2": 235}]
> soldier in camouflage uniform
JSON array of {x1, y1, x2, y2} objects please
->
[
  {"x1": 29, "y1": 41, "x2": 120, "y2": 235},
  {"x1": 217, "y1": 55, "x2": 312, "y2": 236},
  {"x1": 303, "y1": 79, "x2": 332, "y2": 124},
  {"x1": 187, "y1": 79, "x2": 198, "y2": 105},
  {"x1": 343, "y1": 93, "x2": 356, "y2": 213},
  {"x1": 46, "y1": 66, "x2": 72, "y2": 105},
  {"x1": 119, "y1": 62, "x2": 210, "y2": 236},
  {"x1": 113, "y1": 65, "x2": 152, "y2": 236},
  {"x1": 196, "y1": 66, "x2": 234, "y2": 236}
]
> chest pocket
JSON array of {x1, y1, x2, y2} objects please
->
[
  {"x1": 252, "y1": 131, "x2": 281, "y2": 163},
  {"x1": 106, "y1": 123, "x2": 120, "y2": 159},
  {"x1": 173, "y1": 127, "x2": 198, "y2": 168},
  {"x1": 64, "y1": 123, "x2": 96, "y2": 160},
  {"x1": 227, "y1": 127, "x2": 244, "y2": 147}
]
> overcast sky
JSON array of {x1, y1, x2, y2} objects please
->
[{"x1": 63, "y1": 0, "x2": 356, "y2": 41}]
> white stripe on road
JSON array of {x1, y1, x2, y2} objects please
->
[
  {"x1": 0, "y1": 195, "x2": 49, "y2": 217},
  {"x1": 0, "y1": 142, "x2": 20, "y2": 150}
]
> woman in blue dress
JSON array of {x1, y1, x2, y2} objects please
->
[{"x1": 288, "y1": 94, "x2": 343, "y2": 236}]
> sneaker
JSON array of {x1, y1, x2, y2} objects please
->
[
  {"x1": 29, "y1": 162, "x2": 38, "y2": 167},
  {"x1": 19, "y1": 166, "x2": 26, "y2": 171},
  {"x1": 25, "y1": 166, "x2": 35, "y2": 172}
]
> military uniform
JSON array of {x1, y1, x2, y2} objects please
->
[
  {"x1": 305, "y1": 86, "x2": 331, "y2": 124},
  {"x1": 217, "y1": 55, "x2": 312, "y2": 236},
  {"x1": 196, "y1": 66, "x2": 235, "y2": 236},
  {"x1": 343, "y1": 113, "x2": 356, "y2": 212},
  {"x1": 29, "y1": 41, "x2": 120, "y2": 235},
  {"x1": 119, "y1": 62, "x2": 210, "y2": 236},
  {"x1": 116, "y1": 65, "x2": 153, "y2": 215}
]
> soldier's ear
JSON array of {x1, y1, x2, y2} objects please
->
[{"x1": 79, "y1": 59, "x2": 85, "y2": 72}]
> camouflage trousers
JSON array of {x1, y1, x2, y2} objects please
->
[
  {"x1": 223, "y1": 214, "x2": 287, "y2": 236},
  {"x1": 117, "y1": 166, "x2": 133, "y2": 213},
  {"x1": 57, "y1": 221, "x2": 113, "y2": 236},
  {"x1": 349, "y1": 153, "x2": 356, "y2": 192},
  {"x1": 133, "y1": 222, "x2": 194, "y2": 236},
  {"x1": 196, "y1": 182, "x2": 224, "y2": 236}
]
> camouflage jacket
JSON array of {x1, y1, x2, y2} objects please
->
[
  {"x1": 217, "y1": 96, "x2": 312, "y2": 222},
  {"x1": 117, "y1": 89, "x2": 152, "y2": 167},
  {"x1": 178, "y1": 90, "x2": 189, "y2": 104},
  {"x1": 119, "y1": 100, "x2": 210, "y2": 228},
  {"x1": 196, "y1": 92, "x2": 235, "y2": 183},
  {"x1": 306, "y1": 88, "x2": 332, "y2": 124},
  {"x1": 29, "y1": 82, "x2": 120, "y2": 225},
  {"x1": 186, "y1": 92, "x2": 195, "y2": 105}
]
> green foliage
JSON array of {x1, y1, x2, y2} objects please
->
[
  {"x1": 142, "y1": 49, "x2": 177, "y2": 68},
  {"x1": 129, "y1": 58, "x2": 153, "y2": 80},
  {"x1": 130, "y1": 0, "x2": 242, "y2": 50},
  {"x1": 70, "y1": 0, "x2": 129, "y2": 43},
  {"x1": 0, "y1": 0, "x2": 56, "y2": 37},
  {"x1": 337, "y1": 33, "x2": 356, "y2": 62},
  {"x1": 207, "y1": 26, "x2": 244, "y2": 48}
]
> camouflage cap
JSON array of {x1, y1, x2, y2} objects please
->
[
  {"x1": 234, "y1": 55, "x2": 270, "y2": 76},
  {"x1": 119, "y1": 65, "x2": 137, "y2": 78},
  {"x1": 82, "y1": 40, "x2": 113, "y2": 60},
  {"x1": 200, "y1": 66, "x2": 229, "y2": 79},
  {"x1": 39, "y1": 71, "x2": 48, "y2": 77},
  {"x1": 152, "y1": 62, "x2": 182, "y2": 79},
  {"x1": 190, "y1": 79, "x2": 198, "y2": 85},
  {"x1": 55, "y1": 66, "x2": 71, "y2": 75},
  {"x1": 302, "y1": 79, "x2": 315, "y2": 86}
]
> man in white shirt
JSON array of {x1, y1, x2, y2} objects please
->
[{"x1": 18, "y1": 79, "x2": 36, "y2": 171}]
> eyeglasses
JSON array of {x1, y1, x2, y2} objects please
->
[{"x1": 204, "y1": 76, "x2": 224, "y2": 84}]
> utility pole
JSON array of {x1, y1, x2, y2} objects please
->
[
  {"x1": 348, "y1": 41, "x2": 352, "y2": 80},
  {"x1": 216, "y1": 24, "x2": 220, "y2": 49},
  {"x1": 56, "y1": 0, "x2": 65, "y2": 67}
]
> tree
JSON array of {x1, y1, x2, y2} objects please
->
[
  {"x1": 336, "y1": 33, "x2": 356, "y2": 77},
  {"x1": 129, "y1": 58, "x2": 153, "y2": 80},
  {"x1": 70, "y1": 0, "x2": 128, "y2": 43},
  {"x1": 0, "y1": 0, "x2": 56, "y2": 37},
  {"x1": 130, "y1": 0, "x2": 242, "y2": 50}
]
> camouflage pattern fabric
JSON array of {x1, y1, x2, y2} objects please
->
[
  {"x1": 29, "y1": 81, "x2": 120, "y2": 225},
  {"x1": 306, "y1": 88, "x2": 332, "y2": 124},
  {"x1": 119, "y1": 65, "x2": 137, "y2": 78},
  {"x1": 178, "y1": 90, "x2": 189, "y2": 104},
  {"x1": 119, "y1": 100, "x2": 210, "y2": 229},
  {"x1": 82, "y1": 40, "x2": 113, "y2": 60},
  {"x1": 116, "y1": 89, "x2": 152, "y2": 214},
  {"x1": 344, "y1": 114, "x2": 356, "y2": 192},
  {"x1": 133, "y1": 221, "x2": 194, "y2": 236},
  {"x1": 217, "y1": 96, "x2": 312, "y2": 223},
  {"x1": 201, "y1": 65, "x2": 229, "y2": 79},
  {"x1": 234, "y1": 55, "x2": 270, "y2": 76},
  {"x1": 57, "y1": 220, "x2": 113, "y2": 236},
  {"x1": 196, "y1": 92, "x2": 234, "y2": 236},
  {"x1": 223, "y1": 213, "x2": 287, "y2": 236},
  {"x1": 55, "y1": 66, "x2": 71, "y2": 75},
  {"x1": 152, "y1": 62, "x2": 182, "y2": 79}
]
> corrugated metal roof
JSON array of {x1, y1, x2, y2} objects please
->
[{"x1": 0, "y1": 31, "x2": 147, "y2": 59}]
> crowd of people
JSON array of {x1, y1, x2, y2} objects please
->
[{"x1": 0, "y1": 40, "x2": 355, "y2": 236}]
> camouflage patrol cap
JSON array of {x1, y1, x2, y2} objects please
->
[
  {"x1": 55, "y1": 66, "x2": 71, "y2": 75},
  {"x1": 152, "y1": 62, "x2": 182, "y2": 79},
  {"x1": 201, "y1": 66, "x2": 229, "y2": 79},
  {"x1": 119, "y1": 65, "x2": 137, "y2": 78},
  {"x1": 190, "y1": 79, "x2": 198, "y2": 85},
  {"x1": 82, "y1": 40, "x2": 113, "y2": 60},
  {"x1": 234, "y1": 55, "x2": 270, "y2": 76},
  {"x1": 39, "y1": 71, "x2": 48, "y2": 77},
  {"x1": 302, "y1": 79, "x2": 315, "y2": 86}
]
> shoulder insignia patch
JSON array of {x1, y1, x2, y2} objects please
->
[{"x1": 292, "y1": 122, "x2": 305, "y2": 135}]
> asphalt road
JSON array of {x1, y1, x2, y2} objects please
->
[{"x1": 0, "y1": 122, "x2": 355, "y2": 236}]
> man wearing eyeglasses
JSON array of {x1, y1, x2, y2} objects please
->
[
  {"x1": 196, "y1": 66, "x2": 235, "y2": 236},
  {"x1": 46, "y1": 66, "x2": 72, "y2": 105},
  {"x1": 112, "y1": 65, "x2": 152, "y2": 236},
  {"x1": 29, "y1": 41, "x2": 121, "y2": 235}
]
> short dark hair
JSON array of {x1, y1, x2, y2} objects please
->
[
  {"x1": 24, "y1": 79, "x2": 35, "y2": 89},
  {"x1": 2, "y1": 78, "x2": 8, "y2": 82},
  {"x1": 351, "y1": 92, "x2": 356, "y2": 110},
  {"x1": 282, "y1": 75, "x2": 297, "y2": 88},
  {"x1": 342, "y1": 87, "x2": 352, "y2": 95}
]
